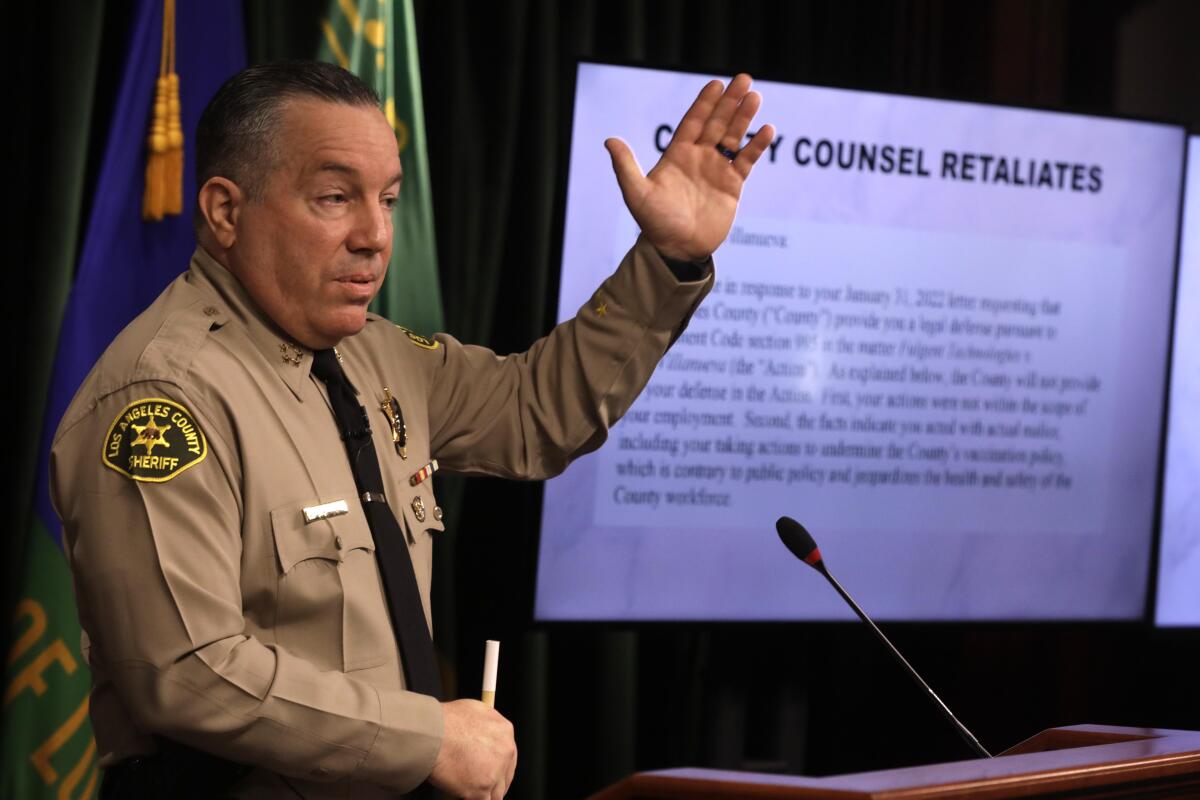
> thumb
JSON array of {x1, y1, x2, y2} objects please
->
[{"x1": 605, "y1": 137, "x2": 645, "y2": 206}]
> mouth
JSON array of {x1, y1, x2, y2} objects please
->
[{"x1": 334, "y1": 273, "x2": 378, "y2": 301}]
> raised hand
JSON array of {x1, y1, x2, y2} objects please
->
[{"x1": 605, "y1": 74, "x2": 775, "y2": 263}]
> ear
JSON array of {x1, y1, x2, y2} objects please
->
[{"x1": 196, "y1": 177, "x2": 243, "y2": 249}]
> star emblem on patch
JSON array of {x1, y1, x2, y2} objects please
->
[{"x1": 130, "y1": 416, "x2": 172, "y2": 455}]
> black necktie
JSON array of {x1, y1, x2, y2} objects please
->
[{"x1": 311, "y1": 348, "x2": 442, "y2": 699}]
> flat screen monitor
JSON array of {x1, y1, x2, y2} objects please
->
[
  {"x1": 1156, "y1": 134, "x2": 1200, "y2": 627},
  {"x1": 535, "y1": 62, "x2": 1186, "y2": 622}
]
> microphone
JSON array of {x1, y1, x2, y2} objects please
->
[{"x1": 776, "y1": 516, "x2": 992, "y2": 759}]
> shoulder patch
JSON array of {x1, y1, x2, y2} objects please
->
[
  {"x1": 395, "y1": 324, "x2": 440, "y2": 350},
  {"x1": 102, "y1": 398, "x2": 208, "y2": 482}
]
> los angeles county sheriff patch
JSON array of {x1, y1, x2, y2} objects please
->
[
  {"x1": 396, "y1": 324, "x2": 439, "y2": 350},
  {"x1": 102, "y1": 398, "x2": 208, "y2": 482}
]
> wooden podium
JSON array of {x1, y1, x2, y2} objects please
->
[{"x1": 589, "y1": 725, "x2": 1200, "y2": 799}]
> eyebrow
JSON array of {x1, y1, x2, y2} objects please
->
[{"x1": 315, "y1": 162, "x2": 402, "y2": 187}]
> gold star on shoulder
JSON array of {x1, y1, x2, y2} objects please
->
[
  {"x1": 130, "y1": 416, "x2": 172, "y2": 455},
  {"x1": 594, "y1": 302, "x2": 608, "y2": 317}
]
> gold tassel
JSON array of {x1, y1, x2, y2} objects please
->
[
  {"x1": 142, "y1": 75, "x2": 168, "y2": 220},
  {"x1": 164, "y1": 72, "x2": 184, "y2": 214},
  {"x1": 143, "y1": 0, "x2": 181, "y2": 220}
]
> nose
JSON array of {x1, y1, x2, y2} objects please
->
[{"x1": 347, "y1": 202, "x2": 391, "y2": 255}]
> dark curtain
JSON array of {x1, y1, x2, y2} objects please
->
[{"x1": 5, "y1": 0, "x2": 101, "y2": 641}]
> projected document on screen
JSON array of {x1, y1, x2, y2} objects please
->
[
  {"x1": 1157, "y1": 135, "x2": 1200, "y2": 628},
  {"x1": 595, "y1": 224, "x2": 1118, "y2": 539},
  {"x1": 536, "y1": 63, "x2": 1185, "y2": 622}
]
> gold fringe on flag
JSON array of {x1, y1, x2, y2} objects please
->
[
  {"x1": 143, "y1": 75, "x2": 168, "y2": 220},
  {"x1": 144, "y1": 0, "x2": 182, "y2": 220}
]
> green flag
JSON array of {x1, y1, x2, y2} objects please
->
[
  {"x1": 319, "y1": 0, "x2": 445, "y2": 335},
  {"x1": 3, "y1": 526, "x2": 97, "y2": 799}
]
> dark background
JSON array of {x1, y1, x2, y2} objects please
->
[{"x1": 10, "y1": 1, "x2": 1200, "y2": 798}]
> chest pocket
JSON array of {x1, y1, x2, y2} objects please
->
[{"x1": 270, "y1": 499, "x2": 393, "y2": 672}]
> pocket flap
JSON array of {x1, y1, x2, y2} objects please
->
[{"x1": 271, "y1": 498, "x2": 375, "y2": 573}]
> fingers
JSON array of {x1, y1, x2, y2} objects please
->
[
  {"x1": 721, "y1": 90, "x2": 762, "y2": 153},
  {"x1": 605, "y1": 137, "x2": 646, "y2": 205},
  {"x1": 673, "y1": 80, "x2": 724, "y2": 145},
  {"x1": 487, "y1": 743, "x2": 516, "y2": 800},
  {"x1": 430, "y1": 700, "x2": 518, "y2": 799},
  {"x1": 698, "y1": 73, "x2": 753, "y2": 146},
  {"x1": 733, "y1": 123, "x2": 776, "y2": 179},
  {"x1": 674, "y1": 75, "x2": 765, "y2": 165},
  {"x1": 505, "y1": 742, "x2": 518, "y2": 793}
]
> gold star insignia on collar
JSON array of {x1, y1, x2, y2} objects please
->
[
  {"x1": 595, "y1": 302, "x2": 608, "y2": 317},
  {"x1": 280, "y1": 342, "x2": 303, "y2": 366}
]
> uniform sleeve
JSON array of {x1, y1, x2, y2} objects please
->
[
  {"x1": 426, "y1": 235, "x2": 713, "y2": 479},
  {"x1": 50, "y1": 381, "x2": 441, "y2": 793}
]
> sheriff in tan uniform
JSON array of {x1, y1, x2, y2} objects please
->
[
  {"x1": 50, "y1": 62, "x2": 774, "y2": 799},
  {"x1": 51, "y1": 235, "x2": 708, "y2": 798}
]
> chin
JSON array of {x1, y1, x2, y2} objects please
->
[{"x1": 325, "y1": 314, "x2": 369, "y2": 343}]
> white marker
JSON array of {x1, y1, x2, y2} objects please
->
[{"x1": 481, "y1": 640, "x2": 500, "y2": 708}]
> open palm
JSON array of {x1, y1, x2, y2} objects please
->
[{"x1": 605, "y1": 74, "x2": 775, "y2": 263}]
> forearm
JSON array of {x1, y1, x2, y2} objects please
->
[
  {"x1": 428, "y1": 235, "x2": 714, "y2": 478},
  {"x1": 105, "y1": 633, "x2": 442, "y2": 791}
]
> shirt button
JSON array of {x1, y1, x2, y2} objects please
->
[
  {"x1": 334, "y1": 535, "x2": 344, "y2": 550},
  {"x1": 311, "y1": 766, "x2": 330, "y2": 779},
  {"x1": 202, "y1": 305, "x2": 219, "y2": 316}
]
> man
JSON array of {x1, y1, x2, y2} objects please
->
[{"x1": 51, "y1": 62, "x2": 772, "y2": 798}]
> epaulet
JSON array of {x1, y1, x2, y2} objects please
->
[
  {"x1": 135, "y1": 296, "x2": 228, "y2": 383},
  {"x1": 89, "y1": 284, "x2": 225, "y2": 398},
  {"x1": 57, "y1": 282, "x2": 222, "y2": 438}
]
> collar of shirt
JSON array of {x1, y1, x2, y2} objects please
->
[{"x1": 185, "y1": 246, "x2": 316, "y2": 400}]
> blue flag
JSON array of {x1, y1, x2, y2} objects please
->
[
  {"x1": 37, "y1": 2, "x2": 245, "y2": 536},
  {"x1": 3, "y1": 3, "x2": 244, "y2": 796}
]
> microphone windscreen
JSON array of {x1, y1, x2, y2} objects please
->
[{"x1": 776, "y1": 516, "x2": 823, "y2": 567}]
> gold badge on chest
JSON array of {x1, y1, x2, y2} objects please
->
[{"x1": 379, "y1": 387, "x2": 407, "y2": 459}]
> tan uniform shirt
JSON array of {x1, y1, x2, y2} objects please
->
[{"x1": 50, "y1": 237, "x2": 712, "y2": 797}]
